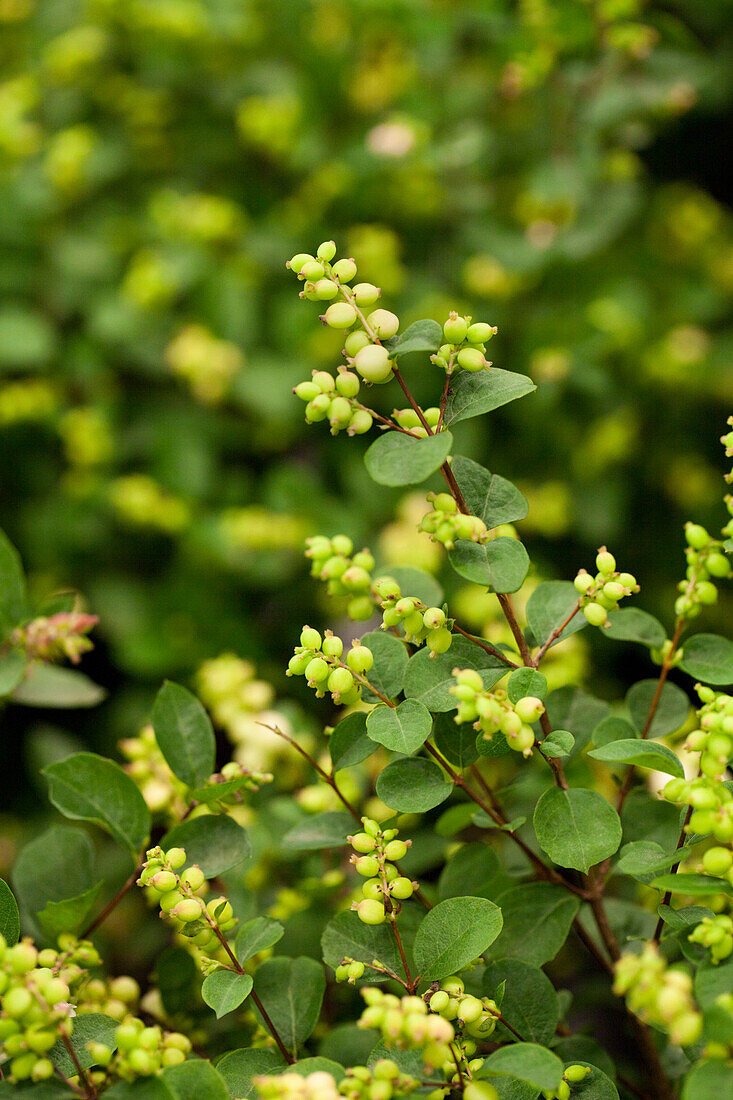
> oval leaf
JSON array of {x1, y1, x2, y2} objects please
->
[
  {"x1": 253, "y1": 956, "x2": 326, "y2": 1056},
  {"x1": 451, "y1": 456, "x2": 528, "y2": 528},
  {"x1": 235, "y1": 916, "x2": 284, "y2": 965},
  {"x1": 366, "y1": 699, "x2": 432, "y2": 755},
  {"x1": 679, "y1": 634, "x2": 733, "y2": 685},
  {"x1": 604, "y1": 608, "x2": 666, "y2": 648},
  {"x1": 526, "y1": 582, "x2": 585, "y2": 648},
  {"x1": 449, "y1": 537, "x2": 529, "y2": 593},
  {"x1": 507, "y1": 668, "x2": 547, "y2": 704},
  {"x1": 484, "y1": 884, "x2": 580, "y2": 967},
  {"x1": 413, "y1": 896, "x2": 503, "y2": 980},
  {"x1": 483, "y1": 960, "x2": 559, "y2": 1047},
  {"x1": 482, "y1": 1043, "x2": 563, "y2": 1091},
  {"x1": 533, "y1": 788, "x2": 622, "y2": 873},
  {"x1": 283, "y1": 812, "x2": 353, "y2": 851},
  {"x1": 216, "y1": 1049, "x2": 286, "y2": 1100},
  {"x1": 626, "y1": 679, "x2": 689, "y2": 739},
  {"x1": 12, "y1": 664, "x2": 105, "y2": 708},
  {"x1": 162, "y1": 814, "x2": 250, "y2": 878},
  {"x1": 329, "y1": 713, "x2": 376, "y2": 770},
  {"x1": 588, "y1": 739, "x2": 684, "y2": 778},
  {"x1": 359, "y1": 631, "x2": 408, "y2": 703},
  {"x1": 382, "y1": 319, "x2": 443, "y2": 358},
  {"x1": 364, "y1": 430, "x2": 453, "y2": 488},
  {"x1": 321, "y1": 911, "x2": 405, "y2": 981},
  {"x1": 376, "y1": 757, "x2": 452, "y2": 813},
  {"x1": 202, "y1": 969, "x2": 253, "y2": 1018},
  {"x1": 152, "y1": 681, "x2": 216, "y2": 789},
  {"x1": 162, "y1": 1060, "x2": 230, "y2": 1100},
  {"x1": 444, "y1": 368, "x2": 536, "y2": 426},
  {"x1": 0, "y1": 878, "x2": 20, "y2": 946}
]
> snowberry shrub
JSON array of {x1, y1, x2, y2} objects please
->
[{"x1": 1, "y1": 242, "x2": 733, "y2": 1100}]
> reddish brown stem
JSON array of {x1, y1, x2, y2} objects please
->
[
  {"x1": 60, "y1": 1024, "x2": 97, "y2": 1099},
  {"x1": 82, "y1": 865, "x2": 141, "y2": 939},
  {"x1": 534, "y1": 600, "x2": 581, "y2": 663},
  {"x1": 451, "y1": 623, "x2": 519, "y2": 669}
]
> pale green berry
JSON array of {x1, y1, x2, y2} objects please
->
[
  {"x1": 467, "y1": 322, "x2": 496, "y2": 343},
  {"x1": 707, "y1": 552, "x2": 731, "y2": 577},
  {"x1": 324, "y1": 303, "x2": 357, "y2": 329},
  {"x1": 300, "y1": 626, "x2": 322, "y2": 649},
  {"x1": 357, "y1": 899, "x2": 385, "y2": 924},
  {"x1": 427, "y1": 627, "x2": 452, "y2": 655},
  {"x1": 7, "y1": 942, "x2": 37, "y2": 974},
  {"x1": 305, "y1": 657, "x2": 329, "y2": 683},
  {"x1": 685, "y1": 523, "x2": 709, "y2": 550},
  {"x1": 351, "y1": 832, "x2": 376, "y2": 853},
  {"x1": 329, "y1": 396, "x2": 353, "y2": 429},
  {"x1": 342, "y1": 565, "x2": 371, "y2": 591},
  {"x1": 300, "y1": 260, "x2": 325, "y2": 281},
  {"x1": 149, "y1": 871, "x2": 178, "y2": 894},
  {"x1": 355, "y1": 855, "x2": 380, "y2": 877},
  {"x1": 697, "y1": 581, "x2": 718, "y2": 605},
  {"x1": 457, "y1": 348, "x2": 486, "y2": 372},
  {"x1": 347, "y1": 644, "x2": 374, "y2": 673},
  {"x1": 424, "y1": 407, "x2": 441, "y2": 427},
  {"x1": 348, "y1": 595, "x2": 374, "y2": 619},
  {"x1": 331, "y1": 535, "x2": 353, "y2": 556},
  {"x1": 390, "y1": 877, "x2": 414, "y2": 900},
  {"x1": 353, "y1": 549, "x2": 375, "y2": 571},
  {"x1": 335, "y1": 370, "x2": 360, "y2": 398},
  {"x1": 583, "y1": 602, "x2": 608, "y2": 627},
  {"x1": 383, "y1": 839, "x2": 407, "y2": 861},
  {"x1": 332, "y1": 258, "x2": 357, "y2": 281},
  {"x1": 574, "y1": 571, "x2": 595, "y2": 594},
  {"x1": 345, "y1": 330, "x2": 371, "y2": 357},
  {"x1": 366, "y1": 309, "x2": 399, "y2": 339},
  {"x1": 353, "y1": 283, "x2": 380, "y2": 305},
  {"x1": 458, "y1": 996, "x2": 484, "y2": 1024},
  {"x1": 2, "y1": 987, "x2": 32, "y2": 1018},
  {"x1": 443, "y1": 313, "x2": 469, "y2": 343},
  {"x1": 617, "y1": 571, "x2": 638, "y2": 589},
  {"x1": 348, "y1": 410, "x2": 373, "y2": 436},
  {"x1": 603, "y1": 580, "x2": 625, "y2": 601},
  {"x1": 328, "y1": 667, "x2": 354, "y2": 698},
  {"x1": 165, "y1": 847, "x2": 187, "y2": 869},
  {"x1": 514, "y1": 696, "x2": 544, "y2": 723},
  {"x1": 288, "y1": 652, "x2": 311, "y2": 676},
  {"x1": 595, "y1": 548, "x2": 616, "y2": 574},
  {"x1": 702, "y1": 847, "x2": 733, "y2": 876},
  {"x1": 172, "y1": 899, "x2": 202, "y2": 922},
  {"x1": 314, "y1": 279, "x2": 339, "y2": 301},
  {"x1": 396, "y1": 408, "x2": 421, "y2": 429},
  {"x1": 423, "y1": 607, "x2": 446, "y2": 630},
  {"x1": 430, "y1": 990, "x2": 450, "y2": 1013},
  {"x1": 347, "y1": 961, "x2": 365, "y2": 980},
  {"x1": 322, "y1": 634, "x2": 344, "y2": 658},
  {"x1": 287, "y1": 253, "x2": 314, "y2": 273},
  {"x1": 317, "y1": 240, "x2": 337, "y2": 261},
  {"x1": 354, "y1": 344, "x2": 393, "y2": 383},
  {"x1": 294, "y1": 381, "x2": 320, "y2": 401},
  {"x1": 441, "y1": 975, "x2": 464, "y2": 995},
  {"x1": 564, "y1": 1065, "x2": 590, "y2": 1083},
  {"x1": 433, "y1": 493, "x2": 457, "y2": 513},
  {"x1": 362, "y1": 879, "x2": 383, "y2": 901},
  {"x1": 305, "y1": 394, "x2": 331, "y2": 422}
]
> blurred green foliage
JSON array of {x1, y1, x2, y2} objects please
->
[{"x1": 0, "y1": 0, "x2": 732, "y2": 771}]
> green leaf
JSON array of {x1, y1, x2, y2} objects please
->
[
  {"x1": 321, "y1": 911, "x2": 404, "y2": 980},
  {"x1": 152, "y1": 681, "x2": 217, "y2": 789},
  {"x1": 558, "y1": 1063, "x2": 619, "y2": 1100},
  {"x1": 0, "y1": 527, "x2": 26, "y2": 639},
  {"x1": 507, "y1": 668, "x2": 547, "y2": 704},
  {"x1": 534, "y1": 788, "x2": 622, "y2": 873},
  {"x1": 448, "y1": 537, "x2": 529, "y2": 593},
  {"x1": 202, "y1": 968, "x2": 254, "y2": 1018},
  {"x1": 486, "y1": 884, "x2": 580, "y2": 967},
  {"x1": 50, "y1": 1014, "x2": 119, "y2": 1076},
  {"x1": 616, "y1": 841, "x2": 688, "y2": 878},
  {"x1": 451, "y1": 456, "x2": 528, "y2": 528},
  {"x1": 11, "y1": 664, "x2": 105, "y2": 708},
  {"x1": 551, "y1": 1039, "x2": 615, "y2": 1081},
  {"x1": 162, "y1": 814, "x2": 250, "y2": 878},
  {"x1": 162, "y1": 1060, "x2": 230, "y2": 1100},
  {"x1": 376, "y1": 757, "x2": 452, "y2": 813},
  {"x1": 402, "y1": 636, "x2": 506, "y2": 712},
  {"x1": 626, "y1": 679, "x2": 689, "y2": 738},
  {"x1": 591, "y1": 715, "x2": 638, "y2": 749},
  {"x1": 539, "y1": 730, "x2": 575, "y2": 759},
  {"x1": 382, "y1": 319, "x2": 443, "y2": 358},
  {"x1": 681, "y1": 1060, "x2": 733, "y2": 1099},
  {"x1": 0, "y1": 1085, "x2": 76, "y2": 1099},
  {"x1": 43, "y1": 752, "x2": 151, "y2": 861},
  {"x1": 444, "y1": 368, "x2": 536, "y2": 426},
  {"x1": 36, "y1": 882, "x2": 103, "y2": 938},
  {"x1": 0, "y1": 647, "x2": 27, "y2": 696},
  {"x1": 526, "y1": 582, "x2": 586, "y2": 649},
  {"x1": 283, "y1": 812, "x2": 353, "y2": 851},
  {"x1": 291, "y1": 1058, "x2": 345, "y2": 1081},
  {"x1": 651, "y1": 873, "x2": 733, "y2": 897},
  {"x1": 216, "y1": 1049, "x2": 286, "y2": 1100},
  {"x1": 253, "y1": 956, "x2": 325, "y2": 1056},
  {"x1": 329, "y1": 713, "x2": 376, "y2": 770},
  {"x1": 604, "y1": 608, "x2": 666, "y2": 648},
  {"x1": 187, "y1": 774, "x2": 261, "y2": 805},
  {"x1": 588, "y1": 738, "x2": 684, "y2": 777},
  {"x1": 235, "y1": 916, "x2": 284, "y2": 964},
  {"x1": 364, "y1": 431, "x2": 453, "y2": 488},
  {"x1": 376, "y1": 566, "x2": 443, "y2": 609},
  {"x1": 695, "y1": 959, "x2": 733, "y2": 1008},
  {"x1": 544, "y1": 687, "x2": 610, "y2": 757},
  {"x1": 679, "y1": 634, "x2": 733, "y2": 685},
  {"x1": 0, "y1": 878, "x2": 20, "y2": 946},
  {"x1": 156, "y1": 947, "x2": 197, "y2": 1015},
  {"x1": 359, "y1": 631, "x2": 408, "y2": 703},
  {"x1": 482, "y1": 1043, "x2": 563, "y2": 1091},
  {"x1": 104, "y1": 1081, "x2": 175, "y2": 1100},
  {"x1": 12, "y1": 826, "x2": 96, "y2": 926},
  {"x1": 483, "y1": 960, "x2": 559, "y2": 1046},
  {"x1": 438, "y1": 843, "x2": 511, "y2": 901},
  {"x1": 366, "y1": 699, "x2": 432, "y2": 755},
  {"x1": 432, "y1": 712, "x2": 480, "y2": 768},
  {"x1": 413, "y1": 897, "x2": 502, "y2": 980}
]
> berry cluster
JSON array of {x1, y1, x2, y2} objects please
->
[
  {"x1": 165, "y1": 323, "x2": 243, "y2": 405},
  {"x1": 540, "y1": 1065, "x2": 592, "y2": 1100},
  {"x1": 256, "y1": 1069, "x2": 341, "y2": 1100},
  {"x1": 688, "y1": 914, "x2": 733, "y2": 965},
  {"x1": 294, "y1": 369, "x2": 373, "y2": 436},
  {"x1": 418, "y1": 493, "x2": 488, "y2": 551},
  {"x1": 573, "y1": 548, "x2": 639, "y2": 627},
  {"x1": 393, "y1": 407, "x2": 442, "y2": 438},
  {"x1": 613, "y1": 945, "x2": 702, "y2": 1047},
  {"x1": 339, "y1": 1059, "x2": 422, "y2": 1100},
  {"x1": 12, "y1": 611, "x2": 97, "y2": 666},
  {"x1": 0, "y1": 935, "x2": 74, "y2": 1084},
  {"x1": 682, "y1": 685, "x2": 733, "y2": 781},
  {"x1": 348, "y1": 818, "x2": 416, "y2": 926},
  {"x1": 375, "y1": 577, "x2": 452, "y2": 656},
  {"x1": 74, "y1": 970, "x2": 139, "y2": 1021},
  {"x1": 450, "y1": 670, "x2": 545, "y2": 757},
  {"x1": 357, "y1": 989, "x2": 454, "y2": 1071},
  {"x1": 139, "y1": 846, "x2": 236, "y2": 958},
  {"x1": 120, "y1": 724, "x2": 188, "y2": 818},
  {"x1": 89, "y1": 1020, "x2": 191, "y2": 1081},
  {"x1": 305, "y1": 535, "x2": 377, "y2": 621},
  {"x1": 431, "y1": 313, "x2": 496, "y2": 375},
  {"x1": 287, "y1": 627, "x2": 374, "y2": 706},
  {"x1": 675, "y1": 522, "x2": 732, "y2": 619},
  {"x1": 428, "y1": 974, "x2": 499, "y2": 1042}
]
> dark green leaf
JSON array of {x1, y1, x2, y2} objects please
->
[
  {"x1": 679, "y1": 634, "x2": 733, "y2": 686},
  {"x1": 483, "y1": 1043, "x2": 563, "y2": 1091},
  {"x1": 50, "y1": 1014, "x2": 119, "y2": 1076},
  {"x1": 616, "y1": 841, "x2": 689, "y2": 878},
  {"x1": 534, "y1": 788, "x2": 622, "y2": 873},
  {"x1": 545, "y1": 687, "x2": 611, "y2": 757},
  {"x1": 12, "y1": 826, "x2": 96, "y2": 926},
  {"x1": 604, "y1": 608, "x2": 666, "y2": 648},
  {"x1": 432, "y1": 712, "x2": 480, "y2": 768},
  {"x1": 104, "y1": 1081, "x2": 175, "y2": 1100},
  {"x1": 444, "y1": 368, "x2": 536, "y2": 426},
  {"x1": 588, "y1": 739, "x2": 684, "y2": 778},
  {"x1": 448, "y1": 537, "x2": 529, "y2": 593},
  {"x1": 235, "y1": 916, "x2": 284, "y2": 964},
  {"x1": 364, "y1": 431, "x2": 453, "y2": 488},
  {"x1": 0, "y1": 647, "x2": 27, "y2": 696},
  {"x1": 216, "y1": 1049, "x2": 286, "y2": 1100},
  {"x1": 202, "y1": 969, "x2": 253, "y2": 1018},
  {"x1": 0, "y1": 878, "x2": 20, "y2": 946},
  {"x1": 507, "y1": 668, "x2": 547, "y2": 704},
  {"x1": 475, "y1": 730, "x2": 511, "y2": 758},
  {"x1": 43, "y1": 752, "x2": 151, "y2": 860},
  {"x1": 526, "y1": 582, "x2": 586, "y2": 648},
  {"x1": 382, "y1": 319, "x2": 443, "y2": 358},
  {"x1": 366, "y1": 699, "x2": 432, "y2": 754},
  {"x1": 559, "y1": 1063, "x2": 619, "y2": 1100},
  {"x1": 162, "y1": 1060, "x2": 230, "y2": 1100},
  {"x1": 253, "y1": 956, "x2": 325, "y2": 1056},
  {"x1": 651, "y1": 873, "x2": 733, "y2": 897},
  {"x1": 11, "y1": 664, "x2": 105, "y2": 708},
  {"x1": 539, "y1": 731, "x2": 574, "y2": 758},
  {"x1": 283, "y1": 812, "x2": 353, "y2": 851},
  {"x1": 551, "y1": 1039, "x2": 615, "y2": 1081},
  {"x1": 681, "y1": 1060, "x2": 733, "y2": 1099},
  {"x1": 0, "y1": 527, "x2": 26, "y2": 638},
  {"x1": 626, "y1": 679, "x2": 689, "y2": 738},
  {"x1": 321, "y1": 911, "x2": 404, "y2": 980},
  {"x1": 695, "y1": 960, "x2": 733, "y2": 1008},
  {"x1": 329, "y1": 713, "x2": 376, "y2": 770},
  {"x1": 162, "y1": 814, "x2": 250, "y2": 878},
  {"x1": 36, "y1": 882, "x2": 102, "y2": 938},
  {"x1": 359, "y1": 631, "x2": 408, "y2": 704},
  {"x1": 413, "y1": 897, "x2": 502, "y2": 980},
  {"x1": 152, "y1": 681, "x2": 216, "y2": 789},
  {"x1": 156, "y1": 947, "x2": 197, "y2": 1015},
  {"x1": 291, "y1": 1059, "x2": 345, "y2": 1081},
  {"x1": 451, "y1": 456, "x2": 528, "y2": 528},
  {"x1": 591, "y1": 715, "x2": 638, "y2": 750},
  {"x1": 438, "y1": 843, "x2": 511, "y2": 901},
  {"x1": 376, "y1": 566, "x2": 443, "y2": 609},
  {"x1": 402, "y1": 636, "x2": 506, "y2": 712},
  {"x1": 486, "y1": 884, "x2": 580, "y2": 966},
  {"x1": 376, "y1": 757, "x2": 452, "y2": 812},
  {"x1": 484, "y1": 960, "x2": 559, "y2": 1046}
]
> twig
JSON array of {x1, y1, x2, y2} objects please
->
[
  {"x1": 534, "y1": 600, "x2": 581, "y2": 663},
  {"x1": 59, "y1": 1024, "x2": 97, "y2": 1099},
  {"x1": 451, "y1": 623, "x2": 519, "y2": 668},
  {"x1": 82, "y1": 865, "x2": 141, "y2": 939}
]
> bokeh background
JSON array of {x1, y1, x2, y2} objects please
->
[{"x1": 1, "y1": 0, "x2": 732, "y2": 829}]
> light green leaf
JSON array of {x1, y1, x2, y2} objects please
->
[
  {"x1": 359, "y1": 631, "x2": 408, "y2": 703},
  {"x1": 366, "y1": 699, "x2": 432, "y2": 755},
  {"x1": 626, "y1": 679, "x2": 689, "y2": 738},
  {"x1": 253, "y1": 956, "x2": 325, "y2": 1056},
  {"x1": 0, "y1": 527, "x2": 26, "y2": 639},
  {"x1": 402, "y1": 636, "x2": 507, "y2": 713},
  {"x1": 321, "y1": 911, "x2": 404, "y2": 981},
  {"x1": 0, "y1": 878, "x2": 20, "y2": 946},
  {"x1": 444, "y1": 368, "x2": 536, "y2": 426},
  {"x1": 187, "y1": 774, "x2": 262, "y2": 805},
  {"x1": 507, "y1": 668, "x2": 547, "y2": 703},
  {"x1": 43, "y1": 751, "x2": 151, "y2": 860},
  {"x1": 11, "y1": 664, "x2": 105, "y2": 708},
  {"x1": 36, "y1": 882, "x2": 103, "y2": 938},
  {"x1": 483, "y1": 960, "x2": 559, "y2": 1046},
  {"x1": 482, "y1": 1043, "x2": 564, "y2": 1091},
  {"x1": 486, "y1": 884, "x2": 579, "y2": 967},
  {"x1": 152, "y1": 681, "x2": 216, "y2": 789},
  {"x1": 382, "y1": 319, "x2": 443, "y2": 358},
  {"x1": 50, "y1": 1014, "x2": 119, "y2": 1077},
  {"x1": 448, "y1": 537, "x2": 529, "y2": 593},
  {"x1": 526, "y1": 582, "x2": 585, "y2": 648},
  {"x1": 104, "y1": 1080, "x2": 175, "y2": 1100},
  {"x1": 329, "y1": 713, "x2": 376, "y2": 770},
  {"x1": 651, "y1": 873, "x2": 733, "y2": 897},
  {"x1": 283, "y1": 812, "x2": 353, "y2": 851},
  {"x1": 0, "y1": 647, "x2": 27, "y2": 696},
  {"x1": 376, "y1": 566, "x2": 443, "y2": 609},
  {"x1": 202, "y1": 969, "x2": 253, "y2": 1018},
  {"x1": 534, "y1": 788, "x2": 621, "y2": 873},
  {"x1": 604, "y1": 608, "x2": 666, "y2": 648},
  {"x1": 695, "y1": 959, "x2": 733, "y2": 1008},
  {"x1": 364, "y1": 431, "x2": 453, "y2": 488},
  {"x1": 235, "y1": 916, "x2": 284, "y2": 965},
  {"x1": 376, "y1": 757, "x2": 452, "y2": 813},
  {"x1": 591, "y1": 715, "x2": 638, "y2": 750},
  {"x1": 162, "y1": 1060, "x2": 230, "y2": 1100},
  {"x1": 432, "y1": 712, "x2": 480, "y2": 768},
  {"x1": 413, "y1": 897, "x2": 502, "y2": 980},
  {"x1": 588, "y1": 739, "x2": 684, "y2": 778},
  {"x1": 216, "y1": 1049, "x2": 286, "y2": 1100},
  {"x1": 616, "y1": 841, "x2": 689, "y2": 878},
  {"x1": 681, "y1": 1060, "x2": 733, "y2": 1099},
  {"x1": 451, "y1": 456, "x2": 528, "y2": 528},
  {"x1": 679, "y1": 634, "x2": 733, "y2": 685},
  {"x1": 162, "y1": 814, "x2": 250, "y2": 878},
  {"x1": 290, "y1": 1059, "x2": 345, "y2": 1082},
  {"x1": 539, "y1": 730, "x2": 574, "y2": 759}
]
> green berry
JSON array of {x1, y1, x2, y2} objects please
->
[
  {"x1": 467, "y1": 322, "x2": 496, "y2": 343},
  {"x1": 583, "y1": 602, "x2": 608, "y2": 627},
  {"x1": 351, "y1": 832, "x2": 376, "y2": 853},
  {"x1": 300, "y1": 260, "x2": 325, "y2": 281},
  {"x1": 595, "y1": 548, "x2": 616, "y2": 574},
  {"x1": 335, "y1": 370, "x2": 360, "y2": 398},
  {"x1": 383, "y1": 839, "x2": 407, "y2": 861},
  {"x1": 294, "y1": 381, "x2": 320, "y2": 402},
  {"x1": 344, "y1": 330, "x2": 370, "y2": 357},
  {"x1": 427, "y1": 627, "x2": 452, "y2": 655},
  {"x1": 332, "y1": 258, "x2": 357, "y2": 282},
  {"x1": 305, "y1": 657, "x2": 329, "y2": 683},
  {"x1": 353, "y1": 283, "x2": 380, "y2": 305},
  {"x1": 172, "y1": 898, "x2": 202, "y2": 922},
  {"x1": 324, "y1": 303, "x2": 357, "y2": 329},
  {"x1": 355, "y1": 855, "x2": 380, "y2": 877},
  {"x1": 328, "y1": 667, "x2": 354, "y2": 698},
  {"x1": 514, "y1": 696, "x2": 544, "y2": 723},
  {"x1": 390, "y1": 877, "x2": 414, "y2": 900},
  {"x1": 357, "y1": 899, "x2": 385, "y2": 925},
  {"x1": 443, "y1": 313, "x2": 468, "y2": 343},
  {"x1": 463, "y1": 1082, "x2": 499, "y2": 1100},
  {"x1": 348, "y1": 595, "x2": 374, "y2": 618},
  {"x1": 317, "y1": 240, "x2": 337, "y2": 262},
  {"x1": 347, "y1": 645, "x2": 374, "y2": 673},
  {"x1": 314, "y1": 279, "x2": 339, "y2": 300},
  {"x1": 287, "y1": 253, "x2": 314, "y2": 274},
  {"x1": 702, "y1": 847, "x2": 733, "y2": 876},
  {"x1": 456, "y1": 348, "x2": 486, "y2": 372},
  {"x1": 423, "y1": 607, "x2": 446, "y2": 630},
  {"x1": 366, "y1": 309, "x2": 399, "y2": 339},
  {"x1": 707, "y1": 552, "x2": 731, "y2": 578},
  {"x1": 574, "y1": 571, "x2": 594, "y2": 594},
  {"x1": 353, "y1": 344, "x2": 393, "y2": 383},
  {"x1": 305, "y1": 395, "x2": 330, "y2": 422},
  {"x1": 564, "y1": 1065, "x2": 591, "y2": 1083},
  {"x1": 685, "y1": 523, "x2": 709, "y2": 550},
  {"x1": 300, "y1": 626, "x2": 322, "y2": 650},
  {"x1": 2, "y1": 987, "x2": 32, "y2": 1018}
]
